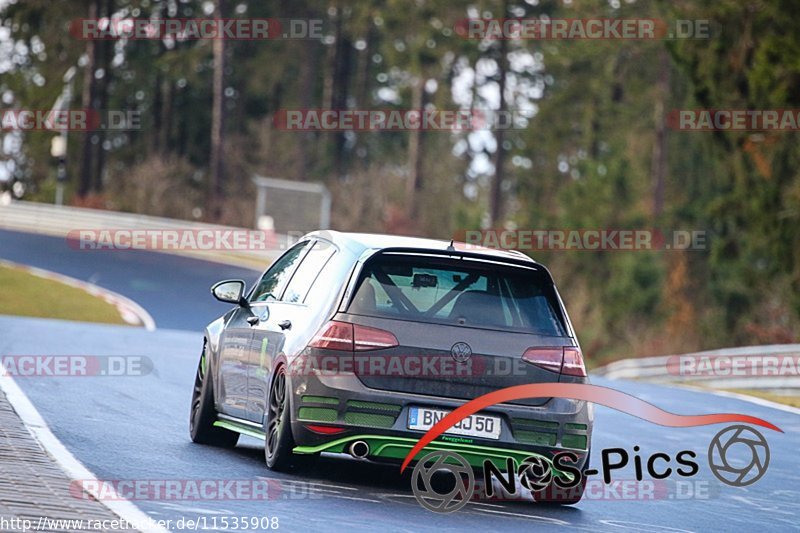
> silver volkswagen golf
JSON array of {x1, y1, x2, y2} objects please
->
[{"x1": 190, "y1": 231, "x2": 592, "y2": 503}]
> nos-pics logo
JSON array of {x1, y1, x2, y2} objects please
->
[{"x1": 410, "y1": 424, "x2": 770, "y2": 513}]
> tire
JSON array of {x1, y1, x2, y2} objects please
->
[
  {"x1": 533, "y1": 451, "x2": 590, "y2": 505},
  {"x1": 264, "y1": 365, "x2": 295, "y2": 471},
  {"x1": 189, "y1": 345, "x2": 239, "y2": 448}
]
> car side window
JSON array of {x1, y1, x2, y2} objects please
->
[
  {"x1": 249, "y1": 241, "x2": 310, "y2": 303},
  {"x1": 282, "y1": 241, "x2": 337, "y2": 303}
]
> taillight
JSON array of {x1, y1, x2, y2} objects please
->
[
  {"x1": 308, "y1": 321, "x2": 398, "y2": 352},
  {"x1": 522, "y1": 346, "x2": 587, "y2": 377},
  {"x1": 561, "y1": 347, "x2": 587, "y2": 377},
  {"x1": 522, "y1": 348, "x2": 564, "y2": 373},
  {"x1": 353, "y1": 324, "x2": 399, "y2": 351},
  {"x1": 308, "y1": 321, "x2": 354, "y2": 351}
]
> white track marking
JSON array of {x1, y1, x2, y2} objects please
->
[
  {"x1": 678, "y1": 385, "x2": 800, "y2": 416},
  {"x1": 471, "y1": 508, "x2": 570, "y2": 525},
  {"x1": 304, "y1": 482, "x2": 359, "y2": 491},
  {"x1": 0, "y1": 363, "x2": 169, "y2": 533},
  {"x1": 262, "y1": 478, "x2": 359, "y2": 491},
  {"x1": 325, "y1": 494, "x2": 382, "y2": 503}
]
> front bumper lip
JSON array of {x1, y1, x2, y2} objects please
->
[{"x1": 292, "y1": 433, "x2": 576, "y2": 479}]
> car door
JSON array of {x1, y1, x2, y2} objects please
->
[
  {"x1": 216, "y1": 306, "x2": 254, "y2": 418},
  {"x1": 246, "y1": 239, "x2": 338, "y2": 423},
  {"x1": 242, "y1": 240, "x2": 314, "y2": 422}
]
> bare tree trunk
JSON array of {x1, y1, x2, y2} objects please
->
[
  {"x1": 651, "y1": 48, "x2": 670, "y2": 217},
  {"x1": 152, "y1": 71, "x2": 163, "y2": 154},
  {"x1": 320, "y1": 13, "x2": 337, "y2": 165},
  {"x1": 489, "y1": 7, "x2": 509, "y2": 227},
  {"x1": 208, "y1": 0, "x2": 227, "y2": 220},
  {"x1": 330, "y1": 11, "x2": 352, "y2": 178},
  {"x1": 155, "y1": 6, "x2": 174, "y2": 154},
  {"x1": 297, "y1": 34, "x2": 319, "y2": 181},
  {"x1": 78, "y1": 0, "x2": 99, "y2": 198},
  {"x1": 162, "y1": 80, "x2": 174, "y2": 151},
  {"x1": 354, "y1": 26, "x2": 374, "y2": 107},
  {"x1": 406, "y1": 77, "x2": 426, "y2": 219},
  {"x1": 176, "y1": 85, "x2": 187, "y2": 156},
  {"x1": 93, "y1": 0, "x2": 113, "y2": 193}
]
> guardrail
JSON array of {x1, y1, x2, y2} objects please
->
[
  {"x1": 0, "y1": 200, "x2": 286, "y2": 269},
  {"x1": 594, "y1": 344, "x2": 800, "y2": 390}
]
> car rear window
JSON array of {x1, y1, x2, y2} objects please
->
[{"x1": 347, "y1": 253, "x2": 568, "y2": 336}]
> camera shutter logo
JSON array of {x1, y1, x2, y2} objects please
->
[
  {"x1": 450, "y1": 342, "x2": 472, "y2": 364},
  {"x1": 411, "y1": 451, "x2": 474, "y2": 513},
  {"x1": 708, "y1": 425, "x2": 770, "y2": 487},
  {"x1": 517, "y1": 456, "x2": 553, "y2": 492}
]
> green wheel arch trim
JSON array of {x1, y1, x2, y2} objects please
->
[{"x1": 293, "y1": 434, "x2": 572, "y2": 478}]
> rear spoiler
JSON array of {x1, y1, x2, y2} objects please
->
[
  {"x1": 365, "y1": 246, "x2": 551, "y2": 280},
  {"x1": 370, "y1": 245, "x2": 537, "y2": 266}
]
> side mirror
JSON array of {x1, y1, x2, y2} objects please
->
[{"x1": 211, "y1": 280, "x2": 248, "y2": 307}]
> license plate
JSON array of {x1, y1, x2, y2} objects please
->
[{"x1": 408, "y1": 407, "x2": 501, "y2": 440}]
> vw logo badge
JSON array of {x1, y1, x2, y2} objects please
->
[{"x1": 450, "y1": 342, "x2": 472, "y2": 363}]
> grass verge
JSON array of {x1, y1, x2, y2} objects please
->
[
  {"x1": 0, "y1": 264, "x2": 128, "y2": 325},
  {"x1": 722, "y1": 388, "x2": 800, "y2": 409}
]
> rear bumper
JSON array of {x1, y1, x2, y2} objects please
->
[
  {"x1": 294, "y1": 434, "x2": 577, "y2": 478},
  {"x1": 288, "y1": 370, "x2": 592, "y2": 469}
]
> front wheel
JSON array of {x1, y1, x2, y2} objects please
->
[
  {"x1": 189, "y1": 345, "x2": 239, "y2": 448},
  {"x1": 264, "y1": 366, "x2": 295, "y2": 471}
]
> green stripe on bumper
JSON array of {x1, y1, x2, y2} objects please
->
[
  {"x1": 298, "y1": 407, "x2": 338, "y2": 422},
  {"x1": 561, "y1": 433, "x2": 588, "y2": 450},
  {"x1": 516, "y1": 430, "x2": 557, "y2": 446},
  {"x1": 346, "y1": 400, "x2": 402, "y2": 413},
  {"x1": 302, "y1": 395, "x2": 340, "y2": 405},
  {"x1": 344, "y1": 412, "x2": 395, "y2": 428},
  {"x1": 293, "y1": 434, "x2": 569, "y2": 477}
]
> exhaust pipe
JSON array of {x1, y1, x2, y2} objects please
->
[{"x1": 349, "y1": 440, "x2": 370, "y2": 459}]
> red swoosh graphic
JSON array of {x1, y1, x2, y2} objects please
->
[{"x1": 400, "y1": 383, "x2": 782, "y2": 472}]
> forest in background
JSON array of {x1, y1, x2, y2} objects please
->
[{"x1": 1, "y1": 0, "x2": 798, "y2": 363}]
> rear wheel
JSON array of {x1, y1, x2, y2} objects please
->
[
  {"x1": 264, "y1": 366, "x2": 295, "y2": 471},
  {"x1": 189, "y1": 345, "x2": 239, "y2": 447},
  {"x1": 533, "y1": 451, "x2": 590, "y2": 505}
]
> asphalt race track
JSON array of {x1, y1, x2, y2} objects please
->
[
  {"x1": 0, "y1": 229, "x2": 261, "y2": 331},
  {"x1": 1, "y1": 229, "x2": 797, "y2": 532}
]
